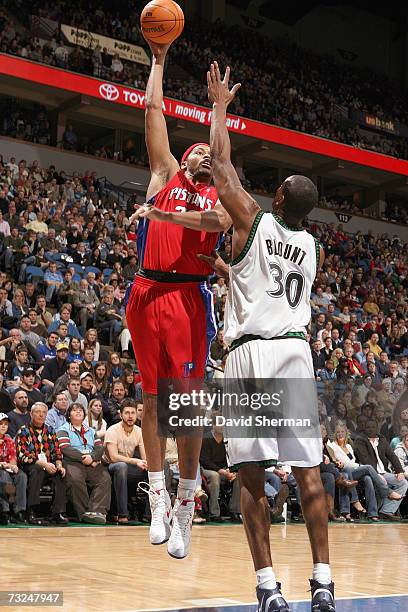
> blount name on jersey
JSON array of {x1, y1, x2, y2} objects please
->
[{"x1": 265, "y1": 239, "x2": 307, "y2": 266}]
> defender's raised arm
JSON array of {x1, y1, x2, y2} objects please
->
[{"x1": 207, "y1": 62, "x2": 260, "y2": 250}]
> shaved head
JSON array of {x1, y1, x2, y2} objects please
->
[{"x1": 274, "y1": 175, "x2": 318, "y2": 225}]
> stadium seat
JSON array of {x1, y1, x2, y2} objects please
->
[{"x1": 25, "y1": 266, "x2": 45, "y2": 283}]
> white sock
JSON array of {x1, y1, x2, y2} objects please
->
[
  {"x1": 313, "y1": 563, "x2": 332, "y2": 585},
  {"x1": 178, "y1": 478, "x2": 196, "y2": 501},
  {"x1": 148, "y1": 471, "x2": 165, "y2": 492},
  {"x1": 256, "y1": 566, "x2": 277, "y2": 590}
]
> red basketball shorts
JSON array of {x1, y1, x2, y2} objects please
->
[{"x1": 126, "y1": 276, "x2": 217, "y2": 395}]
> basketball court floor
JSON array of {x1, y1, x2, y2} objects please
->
[{"x1": 1, "y1": 523, "x2": 407, "y2": 611}]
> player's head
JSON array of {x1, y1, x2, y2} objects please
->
[
  {"x1": 181, "y1": 143, "x2": 212, "y2": 182},
  {"x1": 272, "y1": 175, "x2": 318, "y2": 225}
]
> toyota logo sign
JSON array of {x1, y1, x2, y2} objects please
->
[{"x1": 99, "y1": 83, "x2": 120, "y2": 101}]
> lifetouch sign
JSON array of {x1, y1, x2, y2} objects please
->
[{"x1": 1, "y1": 54, "x2": 408, "y2": 177}]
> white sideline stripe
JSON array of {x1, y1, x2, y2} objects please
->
[{"x1": 112, "y1": 592, "x2": 408, "y2": 611}]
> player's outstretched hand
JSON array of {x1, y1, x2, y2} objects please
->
[
  {"x1": 207, "y1": 61, "x2": 241, "y2": 107},
  {"x1": 146, "y1": 39, "x2": 172, "y2": 60},
  {"x1": 197, "y1": 251, "x2": 230, "y2": 279},
  {"x1": 130, "y1": 205, "x2": 168, "y2": 224}
]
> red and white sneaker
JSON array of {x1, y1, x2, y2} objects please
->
[
  {"x1": 167, "y1": 498, "x2": 195, "y2": 559},
  {"x1": 138, "y1": 483, "x2": 171, "y2": 545}
]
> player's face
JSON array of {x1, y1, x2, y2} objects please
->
[{"x1": 183, "y1": 146, "x2": 212, "y2": 180}]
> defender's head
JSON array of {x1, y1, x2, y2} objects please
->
[
  {"x1": 181, "y1": 143, "x2": 212, "y2": 182},
  {"x1": 272, "y1": 175, "x2": 318, "y2": 226}
]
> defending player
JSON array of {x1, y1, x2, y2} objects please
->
[
  {"x1": 125, "y1": 41, "x2": 231, "y2": 559},
  {"x1": 204, "y1": 62, "x2": 334, "y2": 612}
]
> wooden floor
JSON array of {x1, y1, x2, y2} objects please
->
[{"x1": 1, "y1": 523, "x2": 408, "y2": 612}]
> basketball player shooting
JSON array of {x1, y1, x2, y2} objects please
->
[
  {"x1": 203, "y1": 62, "x2": 335, "y2": 612},
  {"x1": 125, "y1": 40, "x2": 231, "y2": 559}
]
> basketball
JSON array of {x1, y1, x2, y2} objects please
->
[{"x1": 140, "y1": 0, "x2": 185, "y2": 45}]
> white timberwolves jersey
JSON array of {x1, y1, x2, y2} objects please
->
[{"x1": 224, "y1": 211, "x2": 319, "y2": 345}]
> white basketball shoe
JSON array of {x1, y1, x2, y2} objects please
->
[
  {"x1": 167, "y1": 497, "x2": 195, "y2": 559},
  {"x1": 139, "y1": 483, "x2": 171, "y2": 545}
]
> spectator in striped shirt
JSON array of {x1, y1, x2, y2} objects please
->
[
  {"x1": 15, "y1": 402, "x2": 68, "y2": 526},
  {"x1": 57, "y1": 403, "x2": 111, "y2": 524}
]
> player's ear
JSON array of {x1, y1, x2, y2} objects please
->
[{"x1": 181, "y1": 160, "x2": 187, "y2": 171}]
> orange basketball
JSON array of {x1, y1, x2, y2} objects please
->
[{"x1": 141, "y1": 0, "x2": 185, "y2": 45}]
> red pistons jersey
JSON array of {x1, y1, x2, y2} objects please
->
[{"x1": 137, "y1": 171, "x2": 221, "y2": 276}]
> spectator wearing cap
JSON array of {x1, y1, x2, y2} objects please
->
[
  {"x1": 37, "y1": 331, "x2": 59, "y2": 362},
  {"x1": 40, "y1": 342, "x2": 69, "y2": 397},
  {"x1": 57, "y1": 402, "x2": 111, "y2": 524},
  {"x1": 62, "y1": 377, "x2": 88, "y2": 410},
  {"x1": 0, "y1": 412, "x2": 27, "y2": 524},
  {"x1": 15, "y1": 402, "x2": 68, "y2": 526},
  {"x1": 355, "y1": 342, "x2": 372, "y2": 372},
  {"x1": 48, "y1": 304, "x2": 82, "y2": 339},
  {"x1": 103, "y1": 399, "x2": 147, "y2": 524},
  {"x1": 7, "y1": 390, "x2": 30, "y2": 439},
  {"x1": 18, "y1": 368, "x2": 44, "y2": 408},
  {"x1": 79, "y1": 371, "x2": 96, "y2": 403},
  {"x1": 44, "y1": 261, "x2": 64, "y2": 304},
  {"x1": 45, "y1": 392, "x2": 69, "y2": 431}
]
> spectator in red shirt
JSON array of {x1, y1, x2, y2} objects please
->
[{"x1": 0, "y1": 412, "x2": 27, "y2": 524}]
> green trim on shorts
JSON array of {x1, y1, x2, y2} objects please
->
[
  {"x1": 229, "y1": 459, "x2": 278, "y2": 472},
  {"x1": 229, "y1": 332, "x2": 307, "y2": 352},
  {"x1": 231, "y1": 211, "x2": 264, "y2": 266}
]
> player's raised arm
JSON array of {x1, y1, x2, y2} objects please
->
[
  {"x1": 144, "y1": 41, "x2": 180, "y2": 200},
  {"x1": 207, "y1": 62, "x2": 260, "y2": 245}
]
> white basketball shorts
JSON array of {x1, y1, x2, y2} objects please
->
[{"x1": 223, "y1": 338, "x2": 322, "y2": 470}]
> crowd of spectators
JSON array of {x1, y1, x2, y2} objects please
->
[
  {"x1": 1, "y1": 1, "x2": 408, "y2": 161},
  {"x1": 0, "y1": 143, "x2": 407, "y2": 526}
]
